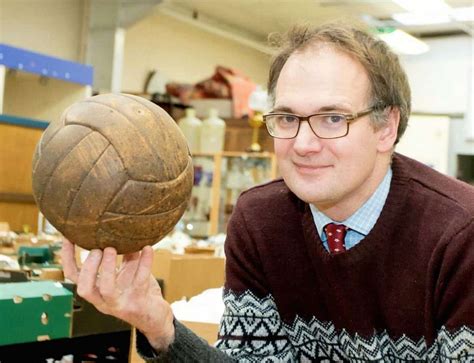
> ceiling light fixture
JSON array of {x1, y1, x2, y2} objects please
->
[
  {"x1": 450, "y1": 6, "x2": 474, "y2": 22},
  {"x1": 392, "y1": 0, "x2": 451, "y2": 14},
  {"x1": 376, "y1": 27, "x2": 430, "y2": 55},
  {"x1": 392, "y1": 12, "x2": 451, "y2": 25}
]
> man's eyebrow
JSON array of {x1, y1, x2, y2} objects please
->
[
  {"x1": 317, "y1": 104, "x2": 352, "y2": 113},
  {"x1": 270, "y1": 106, "x2": 294, "y2": 113},
  {"x1": 271, "y1": 103, "x2": 353, "y2": 114}
]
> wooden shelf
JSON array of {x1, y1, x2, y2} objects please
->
[
  {"x1": 0, "y1": 114, "x2": 49, "y2": 129},
  {"x1": 0, "y1": 192, "x2": 35, "y2": 204},
  {"x1": 186, "y1": 152, "x2": 277, "y2": 236},
  {"x1": 0, "y1": 43, "x2": 93, "y2": 86}
]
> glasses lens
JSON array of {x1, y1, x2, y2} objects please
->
[
  {"x1": 265, "y1": 114, "x2": 299, "y2": 138},
  {"x1": 309, "y1": 114, "x2": 348, "y2": 139}
]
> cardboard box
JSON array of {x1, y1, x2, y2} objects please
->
[
  {"x1": 0, "y1": 281, "x2": 73, "y2": 345},
  {"x1": 0, "y1": 221, "x2": 10, "y2": 232},
  {"x1": 152, "y1": 249, "x2": 225, "y2": 303}
]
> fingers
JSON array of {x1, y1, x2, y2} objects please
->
[
  {"x1": 61, "y1": 239, "x2": 80, "y2": 283},
  {"x1": 73, "y1": 245, "x2": 154, "y2": 314},
  {"x1": 98, "y1": 247, "x2": 119, "y2": 302},
  {"x1": 76, "y1": 249, "x2": 105, "y2": 308},
  {"x1": 134, "y1": 246, "x2": 154, "y2": 286}
]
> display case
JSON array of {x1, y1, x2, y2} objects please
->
[
  {"x1": 182, "y1": 151, "x2": 277, "y2": 237},
  {"x1": 0, "y1": 44, "x2": 93, "y2": 232}
]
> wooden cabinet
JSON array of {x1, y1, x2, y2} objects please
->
[{"x1": 182, "y1": 151, "x2": 277, "y2": 237}]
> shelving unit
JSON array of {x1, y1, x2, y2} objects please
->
[
  {"x1": 0, "y1": 43, "x2": 93, "y2": 232},
  {"x1": 183, "y1": 151, "x2": 277, "y2": 237}
]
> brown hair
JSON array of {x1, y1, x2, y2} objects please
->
[{"x1": 267, "y1": 21, "x2": 411, "y2": 144}]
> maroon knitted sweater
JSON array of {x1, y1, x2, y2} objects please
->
[
  {"x1": 137, "y1": 153, "x2": 473, "y2": 362},
  {"x1": 215, "y1": 153, "x2": 474, "y2": 361}
]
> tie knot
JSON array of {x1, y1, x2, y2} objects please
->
[
  {"x1": 324, "y1": 223, "x2": 348, "y2": 236},
  {"x1": 324, "y1": 223, "x2": 348, "y2": 254}
]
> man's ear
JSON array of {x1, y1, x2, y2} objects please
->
[{"x1": 377, "y1": 107, "x2": 400, "y2": 153}]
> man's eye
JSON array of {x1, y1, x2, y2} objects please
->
[
  {"x1": 326, "y1": 115, "x2": 345, "y2": 124},
  {"x1": 278, "y1": 115, "x2": 298, "y2": 124}
]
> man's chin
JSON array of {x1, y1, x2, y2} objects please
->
[{"x1": 292, "y1": 189, "x2": 331, "y2": 206}]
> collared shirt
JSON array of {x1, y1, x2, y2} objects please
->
[{"x1": 310, "y1": 168, "x2": 392, "y2": 251}]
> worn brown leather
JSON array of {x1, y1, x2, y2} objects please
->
[{"x1": 32, "y1": 93, "x2": 193, "y2": 254}]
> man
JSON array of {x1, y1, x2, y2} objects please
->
[{"x1": 62, "y1": 22, "x2": 474, "y2": 362}]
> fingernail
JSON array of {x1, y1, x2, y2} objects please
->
[{"x1": 104, "y1": 247, "x2": 116, "y2": 255}]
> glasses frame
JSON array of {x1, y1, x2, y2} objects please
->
[{"x1": 262, "y1": 107, "x2": 375, "y2": 140}]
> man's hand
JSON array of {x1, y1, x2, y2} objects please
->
[{"x1": 61, "y1": 239, "x2": 175, "y2": 351}]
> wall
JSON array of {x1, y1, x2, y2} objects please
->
[
  {"x1": 400, "y1": 36, "x2": 472, "y2": 115},
  {"x1": 4, "y1": 72, "x2": 89, "y2": 122},
  {"x1": 400, "y1": 35, "x2": 474, "y2": 176},
  {"x1": 122, "y1": 13, "x2": 271, "y2": 92},
  {"x1": 0, "y1": 0, "x2": 85, "y2": 62}
]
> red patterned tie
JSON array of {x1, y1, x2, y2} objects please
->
[{"x1": 324, "y1": 223, "x2": 348, "y2": 254}]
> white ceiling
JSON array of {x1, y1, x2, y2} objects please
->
[{"x1": 155, "y1": 0, "x2": 473, "y2": 53}]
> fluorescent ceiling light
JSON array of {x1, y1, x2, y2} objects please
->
[
  {"x1": 450, "y1": 6, "x2": 474, "y2": 22},
  {"x1": 392, "y1": 0, "x2": 450, "y2": 14},
  {"x1": 377, "y1": 27, "x2": 429, "y2": 55},
  {"x1": 393, "y1": 6, "x2": 474, "y2": 25},
  {"x1": 393, "y1": 12, "x2": 450, "y2": 25}
]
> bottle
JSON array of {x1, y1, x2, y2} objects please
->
[
  {"x1": 178, "y1": 108, "x2": 202, "y2": 153},
  {"x1": 200, "y1": 108, "x2": 226, "y2": 153}
]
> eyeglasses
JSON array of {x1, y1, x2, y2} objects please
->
[{"x1": 262, "y1": 107, "x2": 375, "y2": 139}]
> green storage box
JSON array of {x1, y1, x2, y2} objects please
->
[
  {"x1": 17, "y1": 245, "x2": 54, "y2": 265},
  {"x1": 0, "y1": 281, "x2": 73, "y2": 345}
]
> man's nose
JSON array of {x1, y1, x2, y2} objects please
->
[{"x1": 293, "y1": 121, "x2": 323, "y2": 155}]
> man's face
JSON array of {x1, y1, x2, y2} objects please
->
[{"x1": 273, "y1": 45, "x2": 394, "y2": 216}]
